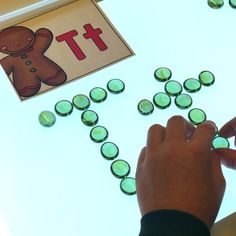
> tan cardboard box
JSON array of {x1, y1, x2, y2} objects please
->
[{"x1": 0, "y1": 0, "x2": 102, "y2": 29}]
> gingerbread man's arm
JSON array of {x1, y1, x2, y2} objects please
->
[
  {"x1": 34, "y1": 28, "x2": 53, "y2": 54},
  {"x1": 0, "y1": 56, "x2": 13, "y2": 75}
]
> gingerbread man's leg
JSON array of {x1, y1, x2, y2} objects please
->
[
  {"x1": 38, "y1": 57, "x2": 67, "y2": 86},
  {"x1": 13, "y1": 74, "x2": 41, "y2": 97}
]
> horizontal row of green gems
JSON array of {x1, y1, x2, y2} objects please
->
[
  {"x1": 154, "y1": 67, "x2": 214, "y2": 90},
  {"x1": 55, "y1": 100, "x2": 74, "y2": 116},
  {"x1": 38, "y1": 110, "x2": 56, "y2": 127},
  {"x1": 212, "y1": 136, "x2": 230, "y2": 149},
  {"x1": 188, "y1": 108, "x2": 207, "y2": 125},
  {"x1": 154, "y1": 67, "x2": 172, "y2": 82},
  {"x1": 81, "y1": 110, "x2": 99, "y2": 126},
  {"x1": 138, "y1": 92, "x2": 194, "y2": 115}
]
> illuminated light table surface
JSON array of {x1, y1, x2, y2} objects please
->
[{"x1": 0, "y1": 0, "x2": 236, "y2": 236}]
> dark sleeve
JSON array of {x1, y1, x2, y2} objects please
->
[{"x1": 139, "y1": 209, "x2": 210, "y2": 236}]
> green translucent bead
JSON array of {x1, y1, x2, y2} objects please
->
[
  {"x1": 81, "y1": 110, "x2": 98, "y2": 126},
  {"x1": 164, "y1": 80, "x2": 182, "y2": 96},
  {"x1": 55, "y1": 100, "x2": 73, "y2": 116},
  {"x1": 72, "y1": 94, "x2": 90, "y2": 110},
  {"x1": 111, "y1": 159, "x2": 130, "y2": 178},
  {"x1": 208, "y1": 0, "x2": 224, "y2": 8},
  {"x1": 199, "y1": 71, "x2": 215, "y2": 86},
  {"x1": 183, "y1": 78, "x2": 202, "y2": 93},
  {"x1": 212, "y1": 136, "x2": 230, "y2": 149},
  {"x1": 38, "y1": 110, "x2": 56, "y2": 127},
  {"x1": 138, "y1": 99, "x2": 154, "y2": 115},
  {"x1": 90, "y1": 126, "x2": 108, "y2": 143},
  {"x1": 154, "y1": 67, "x2": 172, "y2": 82},
  {"x1": 175, "y1": 94, "x2": 193, "y2": 109},
  {"x1": 229, "y1": 0, "x2": 236, "y2": 8},
  {"x1": 153, "y1": 92, "x2": 171, "y2": 109},
  {"x1": 188, "y1": 108, "x2": 207, "y2": 125},
  {"x1": 89, "y1": 87, "x2": 107, "y2": 103},
  {"x1": 101, "y1": 142, "x2": 119, "y2": 160},
  {"x1": 120, "y1": 177, "x2": 136, "y2": 195},
  {"x1": 107, "y1": 79, "x2": 125, "y2": 94}
]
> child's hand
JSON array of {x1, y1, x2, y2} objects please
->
[
  {"x1": 216, "y1": 117, "x2": 236, "y2": 169},
  {"x1": 136, "y1": 116, "x2": 226, "y2": 228}
]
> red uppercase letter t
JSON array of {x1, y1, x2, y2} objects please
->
[
  {"x1": 56, "y1": 30, "x2": 86, "y2": 60},
  {"x1": 83, "y1": 24, "x2": 108, "y2": 51}
]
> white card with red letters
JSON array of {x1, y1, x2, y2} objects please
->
[{"x1": 0, "y1": 0, "x2": 134, "y2": 101}]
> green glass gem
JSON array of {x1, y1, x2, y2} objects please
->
[
  {"x1": 38, "y1": 110, "x2": 56, "y2": 127},
  {"x1": 154, "y1": 67, "x2": 172, "y2": 82},
  {"x1": 72, "y1": 94, "x2": 90, "y2": 110},
  {"x1": 229, "y1": 0, "x2": 236, "y2": 8},
  {"x1": 164, "y1": 80, "x2": 182, "y2": 96},
  {"x1": 188, "y1": 108, "x2": 207, "y2": 125},
  {"x1": 89, "y1": 87, "x2": 107, "y2": 103},
  {"x1": 208, "y1": 0, "x2": 224, "y2": 8},
  {"x1": 183, "y1": 78, "x2": 202, "y2": 93},
  {"x1": 153, "y1": 92, "x2": 171, "y2": 109},
  {"x1": 107, "y1": 79, "x2": 125, "y2": 94},
  {"x1": 120, "y1": 177, "x2": 136, "y2": 195},
  {"x1": 199, "y1": 71, "x2": 215, "y2": 86},
  {"x1": 101, "y1": 142, "x2": 119, "y2": 160},
  {"x1": 111, "y1": 159, "x2": 130, "y2": 179},
  {"x1": 90, "y1": 126, "x2": 108, "y2": 143},
  {"x1": 81, "y1": 110, "x2": 98, "y2": 126},
  {"x1": 212, "y1": 136, "x2": 230, "y2": 149},
  {"x1": 55, "y1": 100, "x2": 73, "y2": 116},
  {"x1": 175, "y1": 93, "x2": 193, "y2": 109},
  {"x1": 21, "y1": 54, "x2": 27, "y2": 59},
  {"x1": 30, "y1": 68, "x2": 37, "y2": 73},
  {"x1": 138, "y1": 99, "x2": 154, "y2": 115}
]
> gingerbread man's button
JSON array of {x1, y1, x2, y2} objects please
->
[
  {"x1": 21, "y1": 54, "x2": 27, "y2": 59},
  {"x1": 25, "y1": 60, "x2": 32, "y2": 65},
  {"x1": 30, "y1": 68, "x2": 37, "y2": 73}
]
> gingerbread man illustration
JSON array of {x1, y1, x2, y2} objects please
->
[{"x1": 0, "y1": 26, "x2": 67, "y2": 98}]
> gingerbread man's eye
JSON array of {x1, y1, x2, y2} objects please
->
[
  {"x1": 26, "y1": 37, "x2": 33, "y2": 42},
  {"x1": 1, "y1": 46, "x2": 8, "y2": 51}
]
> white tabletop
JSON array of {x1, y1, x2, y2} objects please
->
[{"x1": 0, "y1": 0, "x2": 236, "y2": 236}]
